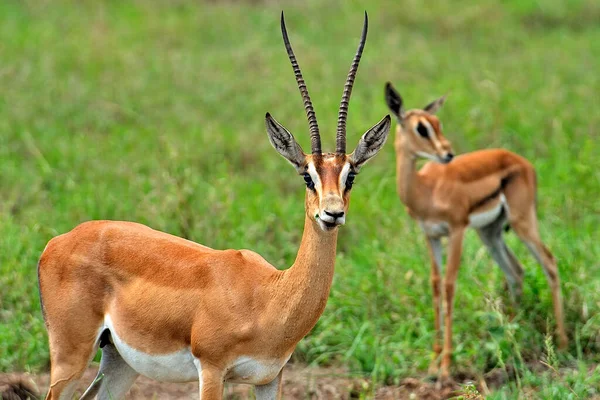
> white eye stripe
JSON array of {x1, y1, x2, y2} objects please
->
[
  {"x1": 307, "y1": 163, "x2": 322, "y2": 193},
  {"x1": 339, "y1": 163, "x2": 352, "y2": 192},
  {"x1": 416, "y1": 119, "x2": 442, "y2": 148}
]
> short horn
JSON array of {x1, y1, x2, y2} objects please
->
[
  {"x1": 280, "y1": 11, "x2": 321, "y2": 154},
  {"x1": 336, "y1": 11, "x2": 368, "y2": 154}
]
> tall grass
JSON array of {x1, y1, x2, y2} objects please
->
[{"x1": 1, "y1": 0, "x2": 599, "y2": 397}]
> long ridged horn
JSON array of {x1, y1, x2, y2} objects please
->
[
  {"x1": 280, "y1": 12, "x2": 321, "y2": 154},
  {"x1": 336, "y1": 11, "x2": 368, "y2": 154}
]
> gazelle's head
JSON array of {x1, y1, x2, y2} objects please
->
[
  {"x1": 384, "y1": 82, "x2": 454, "y2": 164},
  {"x1": 266, "y1": 12, "x2": 390, "y2": 232}
]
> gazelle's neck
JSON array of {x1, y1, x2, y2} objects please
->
[
  {"x1": 276, "y1": 213, "x2": 338, "y2": 342},
  {"x1": 395, "y1": 128, "x2": 432, "y2": 210}
]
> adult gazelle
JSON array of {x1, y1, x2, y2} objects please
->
[
  {"x1": 384, "y1": 82, "x2": 567, "y2": 383},
  {"x1": 37, "y1": 13, "x2": 390, "y2": 400}
]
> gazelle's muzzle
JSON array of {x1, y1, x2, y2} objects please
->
[
  {"x1": 316, "y1": 194, "x2": 346, "y2": 231},
  {"x1": 440, "y1": 151, "x2": 454, "y2": 164}
]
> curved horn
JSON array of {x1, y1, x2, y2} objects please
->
[
  {"x1": 336, "y1": 11, "x2": 368, "y2": 154},
  {"x1": 280, "y1": 12, "x2": 321, "y2": 154}
]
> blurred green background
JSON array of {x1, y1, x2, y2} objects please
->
[{"x1": 1, "y1": 0, "x2": 599, "y2": 398}]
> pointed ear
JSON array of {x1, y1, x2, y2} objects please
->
[
  {"x1": 349, "y1": 115, "x2": 391, "y2": 170},
  {"x1": 423, "y1": 94, "x2": 447, "y2": 114},
  {"x1": 265, "y1": 113, "x2": 306, "y2": 172},
  {"x1": 384, "y1": 82, "x2": 405, "y2": 119}
]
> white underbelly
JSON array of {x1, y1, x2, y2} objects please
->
[
  {"x1": 102, "y1": 315, "x2": 290, "y2": 385},
  {"x1": 469, "y1": 194, "x2": 506, "y2": 229},
  {"x1": 420, "y1": 195, "x2": 506, "y2": 236},
  {"x1": 103, "y1": 315, "x2": 198, "y2": 382}
]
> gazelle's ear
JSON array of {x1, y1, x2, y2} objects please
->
[
  {"x1": 350, "y1": 115, "x2": 391, "y2": 171},
  {"x1": 423, "y1": 94, "x2": 447, "y2": 114},
  {"x1": 265, "y1": 113, "x2": 306, "y2": 172},
  {"x1": 384, "y1": 82, "x2": 405, "y2": 120}
]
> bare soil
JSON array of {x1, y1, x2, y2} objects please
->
[{"x1": 0, "y1": 364, "x2": 478, "y2": 400}]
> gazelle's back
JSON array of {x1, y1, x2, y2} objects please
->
[
  {"x1": 39, "y1": 220, "x2": 278, "y2": 278},
  {"x1": 38, "y1": 221, "x2": 280, "y2": 329},
  {"x1": 420, "y1": 149, "x2": 533, "y2": 184}
]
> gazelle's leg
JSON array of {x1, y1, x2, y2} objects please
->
[
  {"x1": 477, "y1": 213, "x2": 524, "y2": 300},
  {"x1": 510, "y1": 211, "x2": 568, "y2": 349},
  {"x1": 80, "y1": 342, "x2": 139, "y2": 400},
  {"x1": 44, "y1": 339, "x2": 97, "y2": 400},
  {"x1": 197, "y1": 362, "x2": 224, "y2": 400},
  {"x1": 440, "y1": 226, "x2": 466, "y2": 383},
  {"x1": 42, "y1": 312, "x2": 102, "y2": 400},
  {"x1": 425, "y1": 236, "x2": 443, "y2": 375},
  {"x1": 503, "y1": 242, "x2": 525, "y2": 287},
  {"x1": 501, "y1": 166, "x2": 567, "y2": 348},
  {"x1": 254, "y1": 369, "x2": 283, "y2": 400}
]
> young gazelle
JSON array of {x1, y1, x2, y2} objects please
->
[
  {"x1": 384, "y1": 82, "x2": 567, "y2": 382},
  {"x1": 37, "y1": 13, "x2": 391, "y2": 400}
]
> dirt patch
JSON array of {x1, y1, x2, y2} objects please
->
[{"x1": 1, "y1": 364, "x2": 473, "y2": 399}]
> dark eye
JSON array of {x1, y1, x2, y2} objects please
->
[
  {"x1": 345, "y1": 172, "x2": 356, "y2": 190},
  {"x1": 416, "y1": 122, "x2": 429, "y2": 138},
  {"x1": 303, "y1": 173, "x2": 315, "y2": 190}
]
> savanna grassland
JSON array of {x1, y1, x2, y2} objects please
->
[{"x1": 1, "y1": 0, "x2": 599, "y2": 398}]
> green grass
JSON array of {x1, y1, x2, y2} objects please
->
[{"x1": 1, "y1": 0, "x2": 599, "y2": 397}]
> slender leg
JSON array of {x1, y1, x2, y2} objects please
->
[
  {"x1": 45, "y1": 374, "x2": 82, "y2": 400},
  {"x1": 440, "y1": 226, "x2": 466, "y2": 383},
  {"x1": 502, "y1": 166, "x2": 567, "y2": 349},
  {"x1": 511, "y1": 214, "x2": 568, "y2": 349},
  {"x1": 198, "y1": 364, "x2": 224, "y2": 400},
  {"x1": 80, "y1": 343, "x2": 139, "y2": 400},
  {"x1": 255, "y1": 369, "x2": 283, "y2": 400},
  {"x1": 503, "y1": 242, "x2": 525, "y2": 286},
  {"x1": 477, "y1": 214, "x2": 524, "y2": 301},
  {"x1": 44, "y1": 338, "x2": 98, "y2": 400},
  {"x1": 425, "y1": 236, "x2": 443, "y2": 375}
]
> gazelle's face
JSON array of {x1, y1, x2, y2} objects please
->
[
  {"x1": 385, "y1": 82, "x2": 454, "y2": 164},
  {"x1": 401, "y1": 111, "x2": 454, "y2": 164},
  {"x1": 266, "y1": 114, "x2": 391, "y2": 232},
  {"x1": 303, "y1": 154, "x2": 352, "y2": 231}
]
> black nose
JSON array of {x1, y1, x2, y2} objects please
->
[
  {"x1": 444, "y1": 153, "x2": 454, "y2": 163},
  {"x1": 324, "y1": 210, "x2": 345, "y2": 219}
]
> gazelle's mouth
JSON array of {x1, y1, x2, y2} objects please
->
[
  {"x1": 315, "y1": 214, "x2": 343, "y2": 231},
  {"x1": 319, "y1": 220, "x2": 339, "y2": 231}
]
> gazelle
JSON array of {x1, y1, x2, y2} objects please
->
[
  {"x1": 384, "y1": 82, "x2": 567, "y2": 382},
  {"x1": 37, "y1": 12, "x2": 390, "y2": 400}
]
